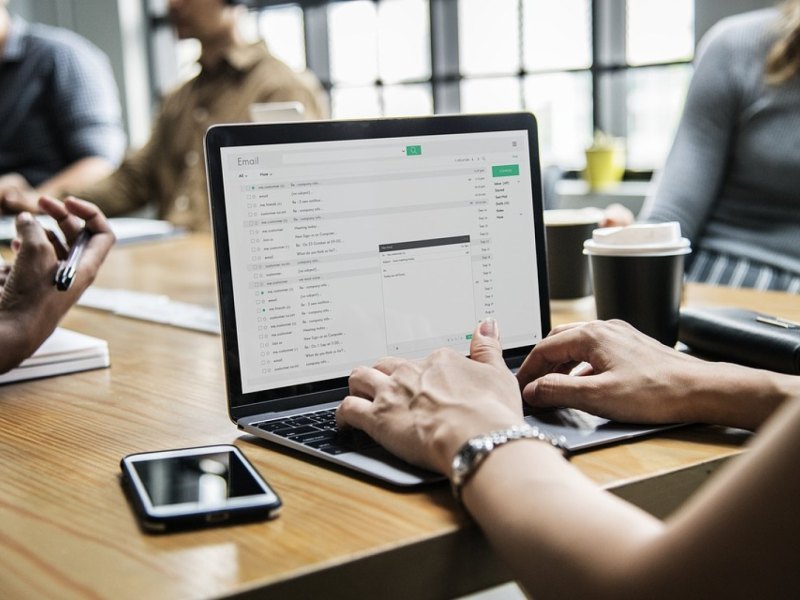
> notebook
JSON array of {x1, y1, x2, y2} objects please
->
[
  {"x1": 204, "y1": 113, "x2": 672, "y2": 487},
  {"x1": 0, "y1": 327, "x2": 109, "y2": 385}
]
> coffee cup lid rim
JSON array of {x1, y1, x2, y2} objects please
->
[
  {"x1": 583, "y1": 242, "x2": 691, "y2": 256},
  {"x1": 582, "y1": 222, "x2": 691, "y2": 256}
]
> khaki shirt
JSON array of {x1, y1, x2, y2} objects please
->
[{"x1": 79, "y1": 42, "x2": 327, "y2": 231}]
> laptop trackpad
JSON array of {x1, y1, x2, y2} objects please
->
[{"x1": 525, "y1": 407, "x2": 675, "y2": 452}]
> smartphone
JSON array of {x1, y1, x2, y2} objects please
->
[{"x1": 120, "y1": 444, "x2": 281, "y2": 533}]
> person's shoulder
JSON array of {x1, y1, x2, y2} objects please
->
[
  {"x1": 250, "y1": 43, "x2": 296, "y2": 75},
  {"x1": 259, "y1": 49, "x2": 322, "y2": 92},
  {"x1": 695, "y1": 7, "x2": 780, "y2": 77},
  {"x1": 702, "y1": 8, "x2": 781, "y2": 53},
  {"x1": 26, "y1": 22, "x2": 108, "y2": 65}
]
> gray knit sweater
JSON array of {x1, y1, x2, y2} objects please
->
[{"x1": 640, "y1": 8, "x2": 800, "y2": 276}]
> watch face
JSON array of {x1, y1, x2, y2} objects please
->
[{"x1": 454, "y1": 438, "x2": 492, "y2": 476}]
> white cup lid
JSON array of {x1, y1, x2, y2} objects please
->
[{"x1": 583, "y1": 222, "x2": 691, "y2": 256}]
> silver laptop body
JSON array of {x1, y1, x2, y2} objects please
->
[{"x1": 205, "y1": 113, "x2": 671, "y2": 487}]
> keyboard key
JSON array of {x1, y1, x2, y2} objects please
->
[
  {"x1": 316, "y1": 444, "x2": 348, "y2": 455},
  {"x1": 255, "y1": 421, "x2": 287, "y2": 432},
  {"x1": 293, "y1": 430, "x2": 337, "y2": 445},
  {"x1": 277, "y1": 425, "x2": 320, "y2": 438}
]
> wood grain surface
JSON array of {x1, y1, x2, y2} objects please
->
[{"x1": 1, "y1": 235, "x2": 796, "y2": 599}]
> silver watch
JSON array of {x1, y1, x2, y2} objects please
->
[{"x1": 450, "y1": 424, "x2": 567, "y2": 501}]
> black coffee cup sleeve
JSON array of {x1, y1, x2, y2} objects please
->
[{"x1": 678, "y1": 307, "x2": 800, "y2": 375}]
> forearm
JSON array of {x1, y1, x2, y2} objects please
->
[
  {"x1": 463, "y1": 390, "x2": 800, "y2": 600},
  {"x1": 675, "y1": 360, "x2": 796, "y2": 430},
  {"x1": 76, "y1": 151, "x2": 157, "y2": 217},
  {"x1": 35, "y1": 157, "x2": 116, "y2": 199},
  {"x1": 462, "y1": 441, "x2": 664, "y2": 600}
]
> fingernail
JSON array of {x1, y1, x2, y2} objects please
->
[
  {"x1": 17, "y1": 212, "x2": 32, "y2": 223},
  {"x1": 479, "y1": 318, "x2": 498, "y2": 339}
]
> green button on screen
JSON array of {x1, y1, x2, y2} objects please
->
[
  {"x1": 406, "y1": 145, "x2": 422, "y2": 156},
  {"x1": 492, "y1": 164, "x2": 520, "y2": 177}
]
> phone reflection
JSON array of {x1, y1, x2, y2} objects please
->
[{"x1": 134, "y1": 452, "x2": 236, "y2": 507}]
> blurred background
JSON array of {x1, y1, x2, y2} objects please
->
[{"x1": 7, "y1": 0, "x2": 773, "y2": 188}]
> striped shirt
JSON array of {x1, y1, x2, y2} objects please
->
[{"x1": 688, "y1": 249, "x2": 800, "y2": 293}]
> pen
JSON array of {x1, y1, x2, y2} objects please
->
[
  {"x1": 756, "y1": 315, "x2": 800, "y2": 329},
  {"x1": 54, "y1": 229, "x2": 92, "y2": 292}
]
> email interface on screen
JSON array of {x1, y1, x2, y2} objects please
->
[{"x1": 220, "y1": 130, "x2": 544, "y2": 394}]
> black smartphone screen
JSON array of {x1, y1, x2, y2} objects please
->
[
  {"x1": 132, "y1": 450, "x2": 265, "y2": 506},
  {"x1": 121, "y1": 445, "x2": 281, "y2": 531}
]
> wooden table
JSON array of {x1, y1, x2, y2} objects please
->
[{"x1": 1, "y1": 234, "x2": 797, "y2": 599}]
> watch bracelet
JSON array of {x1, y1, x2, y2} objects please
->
[{"x1": 450, "y1": 423, "x2": 568, "y2": 502}]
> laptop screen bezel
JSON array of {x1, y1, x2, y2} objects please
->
[{"x1": 204, "y1": 112, "x2": 551, "y2": 420}]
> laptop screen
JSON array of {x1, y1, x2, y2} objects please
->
[{"x1": 205, "y1": 114, "x2": 550, "y2": 412}]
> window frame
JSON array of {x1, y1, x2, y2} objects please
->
[{"x1": 145, "y1": 0, "x2": 695, "y2": 174}]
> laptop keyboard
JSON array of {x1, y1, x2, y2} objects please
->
[{"x1": 253, "y1": 408, "x2": 379, "y2": 455}]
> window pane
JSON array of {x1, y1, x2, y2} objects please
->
[
  {"x1": 258, "y1": 5, "x2": 307, "y2": 72},
  {"x1": 459, "y1": 0, "x2": 520, "y2": 76},
  {"x1": 626, "y1": 65, "x2": 693, "y2": 169},
  {"x1": 524, "y1": 72, "x2": 592, "y2": 167},
  {"x1": 627, "y1": 0, "x2": 694, "y2": 65},
  {"x1": 331, "y1": 86, "x2": 381, "y2": 118},
  {"x1": 378, "y1": 0, "x2": 431, "y2": 83},
  {"x1": 329, "y1": 1, "x2": 378, "y2": 84},
  {"x1": 383, "y1": 84, "x2": 433, "y2": 116},
  {"x1": 176, "y1": 39, "x2": 201, "y2": 83},
  {"x1": 523, "y1": 0, "x2": 591, "y2": 71},
  {"x1": 460, "y1": 77, "x2": 522, "y2": 113}
]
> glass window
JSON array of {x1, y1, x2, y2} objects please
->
[
  {"x1": 523, "y1": 0, "x2": 591, "y2": 71},
  {"x1": 625, "y1": 65, "x2": 693, "y2": 169},
  {"x1": 331, "y1": 86, "x2": 382, "y2": 119},
  {"x1": 524, "y1": 72, "x2": 592, "y2": 167},
  {"x1": 460, "y1": 77, "x2": 522, "y2": 113},
  {"x1": 329, "y1": 1, "x2": 379, "y2": 85},
  {"x1": 147, "y1": 0, "x2": 699, "y2": 172},
  {"x1": 459, "y1": 0, "x2": 520, "y2": 77},
  {"x1": 383, "y1": 84, "x2": 433, "y2": 116},
  {"x1": 378, "y1": 0, "x2": 431, "y2": 84},
  {"x1": 176, "y1": 39, "x2": 201, "y2": 83},
  {"x1": 627, "y1": 0, "x2": 694, "y2": 65},
  {"x1": 258, "y1": 5, "x2": 307, "y2": 72}
]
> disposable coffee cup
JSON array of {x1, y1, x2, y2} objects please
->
[
  {"x1": 583, "y1": 222, "x2": 691, "y2": 346},
  {"x1": 544, "y1": 208, "x2": 603, "y2": 302}
]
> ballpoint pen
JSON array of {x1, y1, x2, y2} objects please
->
[{"x1": 54, "y1": 229, "x2": 92, "y2": 292}]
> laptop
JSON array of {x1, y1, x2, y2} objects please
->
[{"x1": 204, "y1": 113, "x2": 672, "y2": 487}]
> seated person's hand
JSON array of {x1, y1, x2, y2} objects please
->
[
  {"x1": 0, "y1": 173, "x2": 40, "y2": 215},
  {"x1": 0, "y1": 196, "x2": 115, "y2": 372},
  {"x1": 515, "y1": 320, "x2": 706, "y2": 425},
  {"x1": 600, "y1": 202, "x2": 635, "y2": 227},
  {"x1": 336, "y1": 319, "x2": 524, "y2": 473}
]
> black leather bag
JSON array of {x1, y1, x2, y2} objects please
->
[{"x1": 679, "y1": 307, "x2": 800, "y2": 375}]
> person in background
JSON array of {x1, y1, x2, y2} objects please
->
[
  {"x1": 336, "y1": 318, "x2": 800, "y2": 598},
  {"x1": 606, "y1": 1, "x2": 800, "y2": 293},
  {"x1": 0, "y1": 196, "x2": 114, "y2": 374},
  {"x1": 2, "y1": 0, "x2": 328, "y2": 232},
  {"x1": 0, "y1": 0, "x2": 125, "y2": 213}
]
